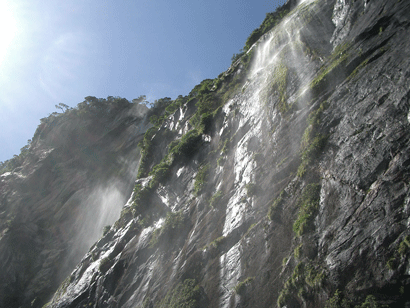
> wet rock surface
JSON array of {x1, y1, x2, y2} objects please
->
[{"x1": 3, "y1": 0, "x2": 410, "y2": 307}]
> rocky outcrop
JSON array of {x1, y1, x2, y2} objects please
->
[
  {"x1": 0, "y1": 99, "x2": 149, "y2": 308},
  {"x1": 3, "y1": 0, "x2": 410, "y2": 307}
]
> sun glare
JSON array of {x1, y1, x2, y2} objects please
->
[{"x1": 0, "y1": 0, "x2": 17, "y2": 67}]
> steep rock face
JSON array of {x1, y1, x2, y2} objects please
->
[
  {"x1": 0, "y1": 100, "x2": 149, "y2": 308},
  {"x1": 12, "y1": 0, "x2": 410, "y2": 307}
]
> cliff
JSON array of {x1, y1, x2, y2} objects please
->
[
  {"x1": 2, "y1": 0, "x2": 410, "y2": 307},
  {"x1": 0, "y1": 98, "x2": 149, "y2": 307}
]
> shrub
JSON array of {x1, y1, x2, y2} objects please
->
[
  {"x1": 132, "y1": 183, "x2": 153, "y2": 216},
  {"x1": 244, "y1": 7, "x2": 289, "y2": 51},
  {"x1": 220, "y1": 138, "x2": 230, "y2": 154},
  {"x1": 99, "y1": 257, "x2": 112, "y2": 273},
  {"x1": 159, "y1": 279, "x2": 201, "y2": 308},
  {"x1": 398, "y1": 235, "x2": 410, "y2": 255},
  {"x1": 246, "y1": 183, "x2": 257, "y2": 197},
  {"x1": 294, "y1": 243, "x2": 302, "y2": 259},
  {"x1": 296, "y1": 101, "x2": 329, "y2": 178},
  {"x1": 309, "y1": 43, "x2": 351, "y2": 93},
  {"x1": 231, "y1": 51, "x2": 245, "y2": 64},
  {"x1": 386, "y1": 234, "x2": 410, "y2": 270},
  {"x1": 297, "y1": 133, "x2": 328, "y2": 178},
  {"x1": 102, "y1": 225, "x2": 111, "y2": 236},
  {"x1": 149, "y1": 160, "x2": 172, "y2": 189},
  {"x1": 293, "y1": 183, "x2": 321, "y2": 237},
  {"x1": 359, "y1": 295, "x2": 382, "y2": 308},
  {"x1": 149, "y1": 210, "x2": 186, "y2": 248},
  {"x1": 278, "y1": 261, "x2": 325, "y2": 307},
  {"x1": 301, "y1": 135, "x2": 328, "y2": 163},
  {"x1": 268, "y1": 190, "x2": 286, "y2": 220},
  {"x1": 202, "y1": 236, "x2": 226, "y2": 253},
  {"x1": 137, "y1": 126, "x2": 159, "y2": 178},
  {"x1": 194, "y1": 164, "x2": 210, "y2": 196},
  {"x1": 163, "y1": 211, "x2": 185, "y2": 233},
  {"x1": 234, "y1": 277, "x2": 255, "y2": 295},
  {"x1": 209, "y1": 236, "x2": 226, "y2": 249},
  {"x1": 0, "y1": 139, "x2": 31, "y2": 174},
  {"x1": 209, "y1": 190, "x2": 223, "y2": 207},
  {"x1": 169, "y1": 129, "x2": 203, "y2": 159},
  {"x1": 325, "y1": 291, "x2": 386, "y2": 308},
  {"x1": 325, "y1": 290, "x2": 343, "y2": 308}
]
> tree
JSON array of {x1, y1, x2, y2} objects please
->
[{"x1": 132, "y1": 95, "x2": 149, "y2": 106}]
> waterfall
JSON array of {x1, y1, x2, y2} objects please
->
[{"x1": 218, "y1": 0, "x2": 325, "y2": 306}]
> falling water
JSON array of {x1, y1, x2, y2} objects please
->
[
  {"x1": 57, "y1": 155, "x2": 141, "y2": 282},
  {"x1": 218, "y1": 0, "x2": 324, "y2": 306}
]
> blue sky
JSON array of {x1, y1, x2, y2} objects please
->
[{"x1": 0, "y1": 0, "x2": 285, "y2": 162}]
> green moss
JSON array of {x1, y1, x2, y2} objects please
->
[
  {"x1": 131, "y1": 127, "x2": 205, "y2": 220},
  {"x1": 359, "y1": 295, "x2": 384, "y2": 308},
  {"x1": 209, "y1": 190, "x2": 223, "y2": 207},
  {"x1": 276, "y1": 61, "x2": 289, "y2": 113},
  {"x1": 241, "y1": 48, "x2": 255, "y2": 71},
  {"x1": 99, "y1": 257, "x2": 112, "y2": 273},
  {"x1": 0, "y1": 139, "x2": 31, "y2": 174},
  {"x1": 187, "y1": 79, "x2": 228, "y2": 133},
  {"x1": 325, "y1": 291, "x2": 388, "y2": 308},
  {"x1": 169, "y1": 129, "x2": 203, "y2": 159},
  {"x1": 141, "y1": 297, "x2": 152, "y2": 308},
  {"x1": 307, "y1": 101, "x2": 329, "y2": 127},
  {"x1": 386, "y1": 234, "x2": 410, "y2": 270},
  {"x1": 301, "y1": 134, "x2": 328, "y2": 162},
  {"x1": 244, "y1": 6, "x2": 289, "y2": 51},
  {"x1": 137, "y1": 126, "x2": 161, "y2": 178},
  {"x1": 268, "y1": 190, "x2": 286, "y2": 220},
  {"x1": 158, "y1": 279, "x2": 201, "y2": 308},
  {"x1": 399, "y1": 286, "x2": 405, "y2": 295},
  {"x1": 277, "y1": 288, "x2": 291, "y2": 308},
  {"x1": 241, "y1": 223, "x2": 258, "y2": 241},
  {"x1": 246, "y1": 183, "x2": 257, "y2": 197},
  {"x1": 278, "y1": 261, "x2": 325, "y2": 307},
  {"x1": 293, "y1": 183, "x2": 321, "y2": 237},
  {"x1": 398, "y1": 235, "x2": 410, "y2": 255},
  {"x1": 297, "y1": 101, "x2": 329, "y2": 178},
  {"x1": 305, "y1": 264, "x2": 325, "y2": 288},
  {"x1": 297, "y1": 160, "x2": 308, "y2": 178},
  {"x1": 294, "y1": 243, "x2": 303, "y2": 259},
  {"x1": 300, "y1": 125, "x2": 313, "y2": 150},
  {"x1": 148, "y1": 160, "x2": 172, "y2": 189},
  {"x1": 149, "y1": 211, "x2": 185, "y2": 247},
  {"x1": 234, "y1": 277, "x2": 255, "y2": 295},
  {"x1": 194, "y1": 164, "x2": 210, "y2": 196},
  {"x1": 278, "y1": 262, "x2": 305, "y2": 307},
  {"x1": 163, "y1": 211, "x2": 185, "y2": 232},
  {"x1": 102, "y1": 225, "x2": 111, "y2": 236},
  {"x1": 220, "y1": 138, "x2": 230, "y2": 154},
  {"x1": 209, "y1": 236, "x2": 226, "y2": 249},
  {"x1": 325, "y1": 290, "x2": 345, "y2": 308},
  {"x1": 260, "y1": 60, "x2": 289, "y2": 113},
  {"x1": 277, "y1": 156, "x2": 289, "y2": 168},
  {"x1": 217, "y1": 156, "x2": 225, "y2": 167},
  {"x1": 348, "y1": 58, "x2": 369, "y2": 80},
  {"x1": 309, "y1": 43, "x2": 351, "y2": 92},
  {"x1": 298, "y1": 133, "x2": 328, "y2": 178},
  {"x1": 202, "y1": 235, "x2": 226, "y2": 255}
]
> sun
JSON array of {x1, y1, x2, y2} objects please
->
[{"x1": 0, "y1": 0, "x2": 17, "y2": 67}]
